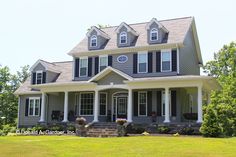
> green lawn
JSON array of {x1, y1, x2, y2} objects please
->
[{"x1": 0, "y1": 136, "x2": 236, "y2": 157}]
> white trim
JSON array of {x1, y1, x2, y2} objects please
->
[
  {"x1": 29, "y1": 59, "x2": 61, "y2": 73},
  {"x1": 28, "y1": 97, "x2": 40, "y2": 117},
  {"x1": 137, "y1": 52, "x2": 148, "y2": 73},
  {"x1": 150, "y1": 28, "x2": 158, "y2": 41},
  {"x1": 161, "y1": 90, "x2": 171, "y2": 116},
  {"x1": 138, "y1": 91, "x2": 147, "y2": 117},
  {"x1": 36, "y1": 70, "x2": 43, "y2": 84},
  {"x1": 79, "y1": 57, "x2": 88, "y2": 77},
  {"x1": 99, "y1": 92, "x2": 107, "y2": 116},
  {"x1": 146, "y1": 18, "x2": 168, "y2": 33},
  {"x1": 86, "y1": 26, "x2": 110, "y2": 39},
  {"x1": 112, "y1": 91, "x2": 128, "y2": 120},
  {"x1": 72, "y1": 57, "x2": 75, "y2": 79},
  {"x1": 161, "y1": 49, "x2": 172, "y2": 72},
  {"x1": 79, "y1": 92, "x2": 94, "y2": 116},
  {"x1": 115, "y1": 22, "x2": 138, "y2": 36},
  {"x1": 119, "y1": 31, "x2": 127, "y2": 44},
  {"x1": 90, "y1": 35, "x2": 97, "y2": 47},
  {"x1": 99, "y1": 55, "x2": 108, "y2": 72}
]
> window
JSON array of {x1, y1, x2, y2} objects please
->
[
  {"x1": 99, "y1": 55, "x2": 108, "y2": 72},
  {"x1": 162, "y1": 91, "x2": 171, "y2": 116},
  {"x1": 79, "y1": 57, "x2": 88, "y2": 77},
  {"x1": 150, "y1": 28, "x2": 158, "y2": 41},
  {"x1": 161, "y1": 50, "x2": 171, "y2": 72},
  {"x1": 36, "y1": 71, "x2": 43, "y2": 84},
  {"x1": 90, "y1": 35, "x2": 97, "y2": 47},
  {"x1": 138, "y1": 91, "x2": 147, "y2": 116},
  {"x1": 138, "y1": 52, "x2": 148, "y2": 73},
  {"x1": 120, "y1": 32, "x2": 127, "y2": 44},
  {"x1": 99, "y1": 93, "x2": 107, "y2": 116},
  {"x1": 80, "y1": 93, "x2": 94, "y2": 115},
  {"x1": 28, "y1": 97, "x2": 40, "y2": 116}
]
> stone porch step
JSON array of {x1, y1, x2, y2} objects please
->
[{"x1": 87, "y1": 122, "x2": 118, "y2": 137}]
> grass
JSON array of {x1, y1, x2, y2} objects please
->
[{"x1": 0, "y1": 136, "x2": 236, "y2": 157}]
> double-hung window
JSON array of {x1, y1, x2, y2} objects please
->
[
  {"x1": 138, "y1": 52, "x2": 148, "y2": 73},
  {"x1": 79, "y1": 57, "x2": 88, "y2": 77},
  {"x1": 99, "y1": 55, "x2": 108, "y2": 72},
  {"x1": 99, "y1": 93, "x2": 107, "y2": 116},
  {"x1": 80, "y1": 93, "x2": 94, "y2": 115},
  {"x1": 161, "y1": 50, "x2": 171, "y2": 72},
  {"x1": 138, "y1": 91, "x2": 147, "y2": 116},
  {"x1": 36, "y1": 71, "x2": 43, "y2": 84},
  {"x1": 150, "y1": 28, "x2": 158, "y2": 41},
  {"x1": 90, "y1": 35, "x2": 97, "y2": 47},
  {"x1": 120, "y1": 32, "x2": 127, "y2": 44},
  {"x1": 28, "y1": 97, "x2": 40, "y2": 116}
]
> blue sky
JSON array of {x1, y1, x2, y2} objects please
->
[{"x1": 0, "y1": 0, "x2": 235, "y2": 73}]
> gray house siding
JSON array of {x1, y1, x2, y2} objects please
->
[
  {"x1": 33, "y1": 63, "x2": 46, "y2": 71},
  {"x1": 147, "y1": 22, "x2": 166, "y2": 44},
  {"x1": 97, "y1": 72, "x2": 126, "y2": 85},
  {"x1": 179, "y1": 27, "x2": 200, "y2": 75},
  {"x1": 88, "y1": 30, "x2": 108, "y2": 50},
  {"x1": 117, "y1": 26, "x2": 137, "y2": 47}
]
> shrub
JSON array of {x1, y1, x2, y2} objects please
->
[
  {"x1": 2, "y1": 125, "x2": 16, "y2": 135},
  {"x1": 180, "y1": 127, "x2": 194, "y2": 135},
  {"x1": 157, "y1": 126, "x2": 171, "y2": 134},
  {"x1": 34, "y1": 124, "x2": 48, "y2": 131},
  {"x1": 67, "y1": 125, "x2": 75, "y2": 132},
  {"x1": 76, "y1": 117, "x2": 86, "y2": 125},
  {"x1": 49, "y1": 124, "x2": 64, "y2": 131},
  {"x1": 116, "y1": 119, "x2": 127, "y2": 125}
]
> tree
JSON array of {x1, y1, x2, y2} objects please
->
[{"x1": 200, "y1": 42, "x2": 236, "y2": 137}]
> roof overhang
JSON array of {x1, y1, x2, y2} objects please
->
[
  {"x1": 29, "y1": 60, "x2": 61, "y2": 73},
  {"x1": 69, "y1": 42, "x2": 184, "y2": 57},
  {"x1": 88, "y1": 66, "x2": 133, "y2": 82},
  {"x1": 146, "y1": 18, "x2": 169, "y2": 33},
  {"x1": 86, "y1": 26, "x2": 110, "y2": 39},
  {"x1": 115, "y1": 22, "x2": 139, "y2": 36}
]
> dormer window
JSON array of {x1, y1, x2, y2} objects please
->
[
  {"x1": 36, "y1": 71, "x2": 43, "y2": 84},
  {"x1": 150, "y1": 28, "x2": 158, "y2": 41},
  {"x1": 90, "y1": 35, "x2": 97, "y2": 47},
  {"x1": 120, "y1": 32, "x2": 127, "y2": 44}
]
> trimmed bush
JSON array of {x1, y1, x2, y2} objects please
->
[
  {"x1": 180, "y1": 127, "x2": 194, "y2": 135},
  {"x1": 157, "y1": 126, "x2": 171, "y2": 134}
]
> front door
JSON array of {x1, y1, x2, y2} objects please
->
[{"x1": 117, "y1": 97, "x2": 127, "y2": 119}]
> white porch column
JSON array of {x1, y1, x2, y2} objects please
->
[
  {"x1": 197, "y1": 85, "x2": 203, "y2": 123},
  {"x1": 39, "y1": 92, "x2": 46, "y2": 122},
  {"x1": 93, "y1": 90, "x2": 99, "y2": 122},
  {"x1": 127, "y1": 88, "x2": 133, "y2": 122},
  {"x1": 62, "y1": 91, "x2": 68, "y2": 122},
  {"x1": 164, "y1": 87, "x2": 170, "y2": 123}
]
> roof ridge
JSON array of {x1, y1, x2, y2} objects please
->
[
  {"x1": 39, "y1": 59, "x2": 56, "y2": 65},
  {"x1": 52, "y1": 61, "x2": 72, "y2": 64},
  {"x1": 100, "y1": 16, "x2": 193, "y2": 30}
]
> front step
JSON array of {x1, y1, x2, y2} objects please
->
[{"x1": 87, "y1": 122, "x2": 118, "y2": 137}]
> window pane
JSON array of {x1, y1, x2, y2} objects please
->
[
  {"x1": 80, "y1": 93, "x2": 94, "y2": 115},
  {"x1": 162, "y1": 61, "x2": 170, "y2": 71},
  {"x1": 29, "y1": 100, "x2": 34, "y2": 116},
  {"x1": 80, "y1": 58, "x2": 88, "y2": 76},
  {"x1": 138, "y1": 54, "x2": 147, "y2": 63},
  {"x1": 139, "y1": 92, "x2": 147, "y2": 116},
  {"x1": 139, "y1": 63, "x2": 147, "y2": 73},
  {"x1": 36, "y1": 73, "x2": 42, "y2": 84},
  {"x1": 162, "y1": 52, "x2": 170, "y2": 61},
  {"x1": 151, "y1": 32, "x2": 157, "y2": 40},
  {"x1": 80, "y1": 68, "x2": 87, "y2": 76},
  {"x1": 139, "y1": 104, "x2": 146, "y2": 115},
  {"x1": 35, "y1": 99, "x2": 40, "y2": 116}
]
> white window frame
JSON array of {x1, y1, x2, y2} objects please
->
[
  {"x1": 28, "y1": 97, "x2": 40, "y2": 117},
  {"x1": 137, "y1": 52, "x2": 148, "y2": 73},
  {"x1": 99, "y1": 92, "x2": 107, "y2": 116},
  {"x1": 138, "y1": 91, "x2": 147, "y2": 117},
  {"x1": 99, "y1": 55, "x2": 108, "y2": 72},
  {"x1": 79, "y1": 57, "x2": 88, "y2": 77},
  {"x1": 150, "y1": 28, "x2": 158, "y2": 41},
  {"x1": 90, "y1": 35, "x2": 97, "y2": 47},
  {"x1": 119, "y1": 31, "x2": 127, "y2": 44},
  {"x1": 161, "y1": 49, "x2": 172, "y2": 72},
  {"x1": 79, "y1": 92, "x2": 94, "y2": 116},
  {"x1": 36, "y1": 70, "x2": 43, "y2": 84},
  {"x1": 161, "y1": 90, "x2": 171, "y2": 116}
]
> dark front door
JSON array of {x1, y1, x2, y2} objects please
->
[{"x1": 117, "y1": 97, "x2": 127, "y2": 119}]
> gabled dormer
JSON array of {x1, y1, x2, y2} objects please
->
[
  {"x1": 86, "y1": 26, "x2": 110, "y2": 50},
  {"x1": 30, "y1": 60, "x2": 60, "y2": 85},
  {"x1": 146, "y1": 18, "x2": 169, "y2": 44},
  {"x1": 115, "y1": 22, "x2": 138, "y2": 47}
]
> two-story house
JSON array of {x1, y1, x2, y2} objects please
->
[{"x1": 15, "y1": 17, "x2": 220, "y2": 128}]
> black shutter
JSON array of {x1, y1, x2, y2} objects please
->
[
  {"x1": 156, "y1": 91, "x2": 162, "y2": 116},
  {"x1": 74, "y1": 58, "x2": 80, "y2": 77},
  {"x1": 156, "y1": 51, "x2": 161, "y2": 72},
  {"x1": 25, "y1": 98, "x2": 29, "y2": 116},
  {"x1": 39, "y1": 98, "x2": 42, "y2": 116},
  {"x1": 133, "y1": 53, "x2": 137, "y2": 74},
  {"x1": 171, "y1": 90, "x2": 177, "y2": 116},
  {"x1": 148, "y1": 52, "x2": 153, "y2": 73},
  {"x1": 133, "y1": 92, "x2": 138, "y2": 116},
  {"x1": 32, "y1": 72, "x2": 36, "y2": 84},
  {"x1": 95, "y1": 57, "x2": 99, "y2": 75},
  {"x1": 147, "y1": 91, "x2": 152, "y2": 116},
  {"x1": 42, "y1": 72, "x2": 46, "y2": 83},
  {"x1": 88, "y1": 57, "x2": 92, "y2": 77},
  {"x1": 108, "y1": 55, "x2": 112, "y2": 67},
  {"x1": 172, "y1": 49, "x2": 177, "y2": 72}
]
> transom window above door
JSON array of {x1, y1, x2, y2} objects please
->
[
  {"x1": 99, "y1": 55, "x2": 108, "y2": 72},
  {"x1": 138, "y1": 52, "x2": 148, "y2": 73}
]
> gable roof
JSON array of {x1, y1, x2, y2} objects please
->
[
  {"x1": 86, "y1": 26, "x2": 110, "y2": 39},
  {"x1": 68, "y1": 17, "x2": 193, "y2": 56},
  {"x1": 30, "y1": 59, "x2": 61, "y2": 73},
  {"x1": 88, "y1": 66, "x2": 133, "y2": 82},
  {"x1": 115, "y1": 22, "x2": 139, "y2": 36},
  {"x1": 146, "y1": 18, "x2": 168, "y2": 33}
]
